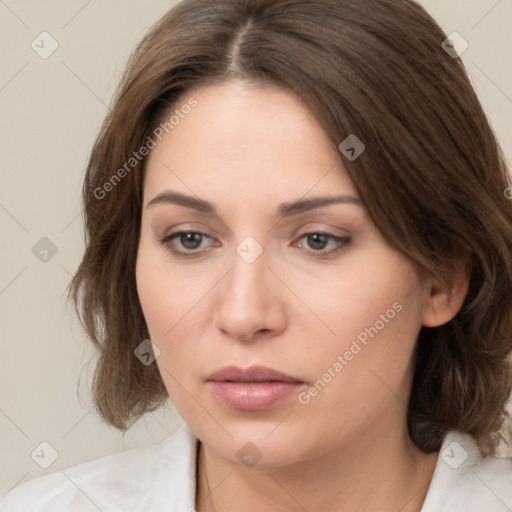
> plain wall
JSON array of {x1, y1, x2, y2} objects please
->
[{"x1": 1, "y1": 0, "x2": 511, "y2": 496}]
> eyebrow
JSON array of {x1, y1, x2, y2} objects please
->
[{"x1": 146, "y1": 190, "x2": 363, "y2": 219}]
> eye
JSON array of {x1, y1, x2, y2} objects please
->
[
  {"x1": 294, "y1": 232, "x2": 351, "y2": 259},
  {"x1": 159, "y1": 230, "x2": 213, "y2": 256}
]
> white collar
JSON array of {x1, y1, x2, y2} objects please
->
[{"x1": 164, "y1": 423, "x2": 512, "y2": 512}]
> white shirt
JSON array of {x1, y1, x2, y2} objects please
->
[{"x1": 1, "y1": 423, "x2": 511, "y2": 511}]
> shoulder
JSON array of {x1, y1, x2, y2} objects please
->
[
  {"x1": 422, "y1": 430, "x2": 512, "y2": 512},
  {"x1": 0, "y1": 423, "x2": 199, "y2": 512}
]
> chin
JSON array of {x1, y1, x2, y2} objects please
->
[{"x1": 194, "y1": 415, "x2": 319, "y2": 468}]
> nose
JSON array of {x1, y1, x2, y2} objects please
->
[{"x1": 213, "y1": 244, "x2": 287, "y2": 343}]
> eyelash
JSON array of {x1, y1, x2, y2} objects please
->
[{"x1": 158, "y1": 230, "x2": 350, "y2": 259}]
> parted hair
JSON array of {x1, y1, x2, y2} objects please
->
[{"x1": 68, "y1": 0, "x2": 512, "y2": 457}]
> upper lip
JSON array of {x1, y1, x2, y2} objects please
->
[{"x1": 206, "y1": 365, "x2": 303, "y2": 383}]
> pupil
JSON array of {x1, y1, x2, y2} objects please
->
[
  {"x1": 182, "y1": 233, "x2": 202, "y2": 249},
  {"x1": 309, "y1": 233, "x2": 327, "y2": 250}
]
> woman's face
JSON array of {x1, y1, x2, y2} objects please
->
[{"x1": 136, "y1": 79, "x2": 432, "y2": 467}]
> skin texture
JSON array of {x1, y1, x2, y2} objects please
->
[{"x1": 135, "y1": 80, "x2": 470, "y2": 512}]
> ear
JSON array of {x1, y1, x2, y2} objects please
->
[{"x1": 422, "y1": 253, "x2": 472, "y2": 328}]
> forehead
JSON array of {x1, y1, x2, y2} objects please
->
[{"x1": 143, "y1": 80, "x2": 359, "y2": 210}]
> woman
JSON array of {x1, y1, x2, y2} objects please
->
[{"x1": 2, "y1": 0, "x2": 511, "y2": 510}]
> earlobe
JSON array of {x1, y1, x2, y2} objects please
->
[{"x1": 422, "y1": 256, "x2": 471, "y2": 328}]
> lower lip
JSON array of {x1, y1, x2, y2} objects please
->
[{"x1": 207, "y1": 381, "x2": 304, "y2": 411}]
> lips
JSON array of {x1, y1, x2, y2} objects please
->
[
  {"x1": 206, "y1": 365, "x2": 302, "y2": 383},
  {"x1": 206, "y1": 365, "x2": 305, "y2": 411}
]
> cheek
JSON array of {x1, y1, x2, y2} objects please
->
[
  {"x1": 309, "y1": 250, "x2": 420, "y2": 338},
  {"x1": 301, "y1": 253, "x2": 423, "y2": 406},
  {"x1": 135, "y1": 238, "x2": 195, "y2": 338},
  {"x1": 135, "y1": 240, "x2": 211, "y2": 384},
  {"x1": 135, "y1": 250, "x2": 195, "y2": 407},
  {"x1": 135, "y1": 247, "x2": 171, "y2": 338},
  {"x1": 135, "y1": 249, "x2": 187, "y2": 387}
]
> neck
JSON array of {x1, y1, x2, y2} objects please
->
[{"x1": 195, "y1": 420, "x2": 439, "y2": 512}]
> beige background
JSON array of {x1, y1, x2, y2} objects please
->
[{"x1": 1, "y1": 0, "x2": 511, "y2": 496}]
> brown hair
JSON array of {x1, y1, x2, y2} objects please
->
[{"x1": 68, "y1": 0, "x2": 512, "y2": 457}]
